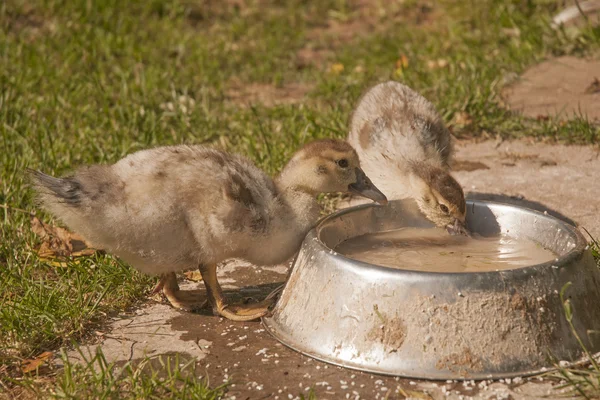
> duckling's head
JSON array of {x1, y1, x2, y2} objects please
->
[
  {"x1": 279, "y1": 139, "x2": 387, "y2": 204},
  {"x1": 410, "y1": 165, "x2": 467, "y2": 235}
]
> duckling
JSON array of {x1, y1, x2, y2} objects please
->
[
  {"x1": 348, "y1": 81, "x2": 467, "y2": 234},
  {"x1": 30, "y1": 139, "x2": 387, "y2": 321}
]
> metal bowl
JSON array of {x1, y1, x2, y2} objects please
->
[{"x1": 263, "y1": 199, "x2": 600, "y2": 380}]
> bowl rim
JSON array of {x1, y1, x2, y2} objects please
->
[{"x1": 313, "y1": 199, "x2": 588, "y2": 277}]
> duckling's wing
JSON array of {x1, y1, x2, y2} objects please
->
[
  {"x1": 170, "y1": 150, "x2": 279, "y2": 264},
  {"x1": 221, "y1": 169, "x2": 274, "y2": 232},
  {"x1": 184, "y1": 152, "x2": 276, "y2": 236}
]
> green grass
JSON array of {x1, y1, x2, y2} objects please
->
[
  {"x1": 551, "y1": 274, "x2": 600, "y2": 399},
  {"x1": 9, "y1": 347, "x2": 224, "y2": 399},
  {"x1": 549, "y1": 236, "x2": 600, "y2": 399},
  {"x1": 1, "y1": 0, "x2": 599, "y2": 396}
]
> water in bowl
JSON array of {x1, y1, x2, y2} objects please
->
[{"x1": 335, "y1": 227, "x2": 556, "y2": 272}]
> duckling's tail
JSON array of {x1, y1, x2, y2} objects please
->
[
  {"x1": 28, "y1": 168, "x2": 116, "y2": 248},
  {"x1": 27, "y1": 169, "x2": 83, "y2": 207}
]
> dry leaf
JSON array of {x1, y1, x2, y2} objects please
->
[
  {"x1": 184, "y1": 270, "x2": 203, "y2": 282},
  {"x1": 395, "y1": 54, "x2": 409, "y2": 69},
  {"x1": 393, "y1": 54, "x2": 410, "y2": 78},
  {"x1": 30, "y1": 215, "x2": 98, "y2": 261},
  {"x1": 397, "y1": 388, "x2": 433, "y2": 399},
  {"x1": 329, "y1": 62, "x2": 344, "y2": 74},
  {"x1": 453, "y1": 111, "x2": 473, "y2": 126},
  {"x1": 41, "y1": 259, "x2": 85, "y2": 268},
  {"x1": 21, "y1": 351, "x2": 53, "y2": 373},
  {"x1": 31, "y1": 216, "x2": 72, "y2": 256}
]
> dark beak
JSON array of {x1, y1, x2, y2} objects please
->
[
  {"x1": 446, "y1": 218, "x2": 469, "y2": 236},
  {"x1": 348, "y1": 168, "x2": 388, "y2": 205}
]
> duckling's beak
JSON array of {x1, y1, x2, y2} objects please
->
[
  {"x1": 446, "y1": 218, "x2": 469, "y2": 236},
  {"x1": 349, "y1": 168, "x2": 388, "y2": 205}
]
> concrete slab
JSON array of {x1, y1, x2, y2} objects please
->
[
  {"x1": 502, "y1": 56, "x2": 600, "y2": 121},
  {"x1": 453, "y1": 139, "x2": 600, "y2": 239}
]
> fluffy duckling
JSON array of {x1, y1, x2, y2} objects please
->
[
  {"x1": 30, "y1": 139, "x2": 387, "y2": 321},
  {"x1": 348, "y1": 81, "x2": 467, "y2": 234}
]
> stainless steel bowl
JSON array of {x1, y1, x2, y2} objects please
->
[{"x1": 263, "y1": 199, "x2": 600, "y2": 380}]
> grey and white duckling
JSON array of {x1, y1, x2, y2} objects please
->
[
  {"x1": 348, "y1": 81, "x2": 467, "y2": 234},
  {"x1": 30, "y1": 139, "x2": 387, "y2": 321}
]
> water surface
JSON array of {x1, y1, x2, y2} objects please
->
[{"x1": 335, "y1": 228, "x2": 555, "y2": 272}]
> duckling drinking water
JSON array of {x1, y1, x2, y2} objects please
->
[
  {"x1": 348, "y1": 81, "x2": 467, "y2": 235},
  {"x1": 30, "y1": 139, "x2": 387, "y2": 321}
]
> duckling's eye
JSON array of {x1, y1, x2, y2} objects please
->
[
  {"x1": 440, "y1": 204, "x2": 450, "y2": 214},
  {"x1": 337, "y1": 159, "x2": 349, "y2": 168}
]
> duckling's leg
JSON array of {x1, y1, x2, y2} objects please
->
[
  {"x1": 159, "y1": 272, "x2": 207, "y2": 311},
  {"x1": 151, "y1": 277, "x2": 166, "y2": 294},
  {"x1": 199, "y1": 264, "x2": 274, "y2": 321}
]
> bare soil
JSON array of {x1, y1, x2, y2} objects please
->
[
  {"x1": 67, "y1": 259, "x2": 577, "y2": 400},
  {"x1": 296, "y1": 0, "x2": 438, "y2": 69},
  {"x1": 225, "y1": 79, "x2": 312, "y2": 107}
]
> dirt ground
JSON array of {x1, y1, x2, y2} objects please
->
[
  {"x1": 67, "y1": 259, "x2": 577, "y2": 400},
  {"x1": 453, "y1": 138, "x2": 600, "y2": 239}
]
